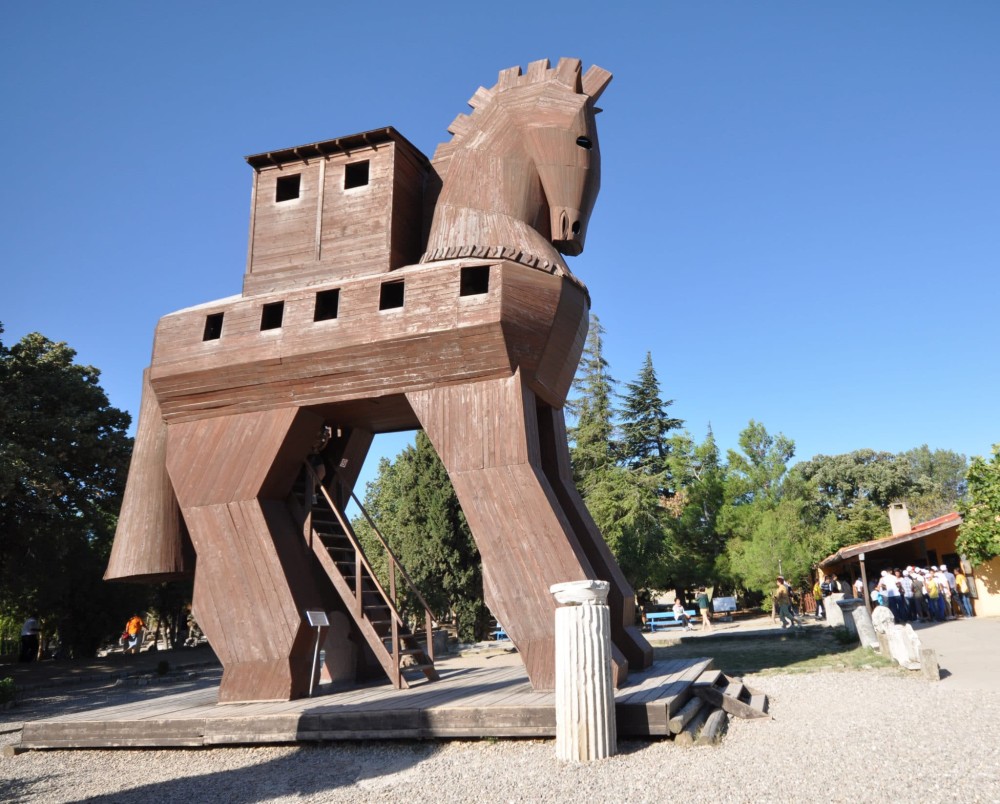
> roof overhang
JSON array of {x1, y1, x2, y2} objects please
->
[
  {"x1": 818, "y1": 512, "x2": 962, "y2": 568},
  {"x1": 244, "y1": 127, "x2": 429, "y2": 171}
]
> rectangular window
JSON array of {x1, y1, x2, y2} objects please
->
[
  {"x1": 275, "y1": 173, "x2": 301, "y2": 202},
  {"x1": 379, "y1": 280, "x2": 404, "y2": 310},
  {"x1": 344, "y1": 160, "x2": 370, "y2": 189},
  {"x1": 261, "y1": 301, "x2": 285, "y2": 330},
  {"x1": 203, "y1": 312, "x2": 224, "y2": 341},
  {"x1": 460, "y1": 265, "x2": 491, "y2": 296},
  {"x1": 314, "y1": 288, "x2": 340, "y2": 321}
]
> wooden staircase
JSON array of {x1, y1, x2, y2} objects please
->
[
  {"x1": 669, "y1": 668, "x2": 769, "y2": 747},
  {"x1": 289, "y1": 464, "x2": 439, "y2": 690}
]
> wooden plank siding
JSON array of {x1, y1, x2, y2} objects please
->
[
  {"x1": 165, "y1": 408, "x2": 333, "y2": 702},
  {"x1": 244, "y1": 133, "x2": 430, "y2": 296},
  {"x1": 104, "y1": 369, "x2": 192, "y2": 581},
  {"x1": 149, "y1": 261, "x2": 582, "y2": 428}
]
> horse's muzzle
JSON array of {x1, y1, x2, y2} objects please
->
[{"x1": 551, "y1": 207, "x2": 585, "y2": 256}]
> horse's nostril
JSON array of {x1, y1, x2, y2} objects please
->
[{"x1": 571, "y1": 221, "x2": 581, "y2": 235}]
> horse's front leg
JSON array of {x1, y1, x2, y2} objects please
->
[{"x1": 408, "y1": 370, "x2": 630, "y2": 689}]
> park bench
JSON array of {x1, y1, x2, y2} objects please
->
[
  {"x1": 492, "y1": 622, "x2": 508, "y2": 641},
  {"x1": 645, "y1": 609, "x2": 696, "y2": 632}
]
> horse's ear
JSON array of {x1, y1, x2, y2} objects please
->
[{"x1": 582, "y1": 65, "x2": 612, "y2": 103}]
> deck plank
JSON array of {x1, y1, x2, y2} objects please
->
[{"x1": 18, "y1": 658, "x2": 709, "y2": 749}]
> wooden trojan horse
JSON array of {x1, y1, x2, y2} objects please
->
[{"x1": 106, "y1": 58, "x2": 653, "y2": 703}]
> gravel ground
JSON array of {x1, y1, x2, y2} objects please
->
[{"x1": 3, "y1": 667, "x2": 999, "y2": 803}]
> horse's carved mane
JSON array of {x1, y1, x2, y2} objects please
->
[{"x1": 433, "y1": 57, "x2": 612, "y2": 161}]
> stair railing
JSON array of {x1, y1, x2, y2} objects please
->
[
  {"x1": 302, "y1": 463, "x2": 437, "y2": 663},
  {"x1": 344, "y1": 483, "x2": 438, "y2": 662}
]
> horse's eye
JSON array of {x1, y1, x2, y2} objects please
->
[{"x1": 576, "y1": 136, "x2": 592, "y2": 150}]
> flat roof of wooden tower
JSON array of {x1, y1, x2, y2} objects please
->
[{"x1": 244, "y1": 126, "x2": 430, "y2": 170}]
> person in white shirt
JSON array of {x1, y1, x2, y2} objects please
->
[
  {"x1": 895, "y1": 569, "x2": 912, "y2": 623},
  {"x1": 672, "y1": 599, "x2": 694, "y2": 631}
]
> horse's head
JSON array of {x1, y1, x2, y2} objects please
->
[
  {"x1": 521, "y1": 62, "x2": 611, "y2": 256},
  {"x1": 425, "y1": 59, "x2": 612, "y2": 273}
]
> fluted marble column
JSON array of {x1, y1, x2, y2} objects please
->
[{"x1": 550, "y1": 580, "x2": 617, "y2": 761}]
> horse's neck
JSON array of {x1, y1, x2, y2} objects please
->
[{"x1": 423, "y1": 149, "x2": 570, "y2": 277}]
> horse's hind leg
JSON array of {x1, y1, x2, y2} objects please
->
[{"x1": 408, "y1": 371, "x2": 638, "y2": 689}]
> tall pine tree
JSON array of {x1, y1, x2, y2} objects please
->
[
  {"x1": 567, "y1": 318, "x2": 667, "y2": 598},
  {"x1": 619, "y1": 352, "x2": 683, "y2": 494},
  {"x1": 568, "y1": 314, "x2": 618, "y2": 488},
  {"x1": 353, "y1": 432, "x2": 488, "y2": 641}
]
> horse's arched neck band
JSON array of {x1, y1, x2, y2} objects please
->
[{"x1": 420, "y1": 245, "x2": 587, "y2": 293}]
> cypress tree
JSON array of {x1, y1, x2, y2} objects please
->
[{"x1": 619, "y1": 352, "x2": 683, "y2": 494}]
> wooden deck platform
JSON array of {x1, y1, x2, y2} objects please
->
[{"x1": 19, "y1": 657, "x2": 713, "y2": 749}]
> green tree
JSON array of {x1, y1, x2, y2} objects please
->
[
  {"x1": 798, "y1": 449, "x2": 919, "y2": 555},
  {"x1": 568, "y1": 314, "x2": 617, "y2": 486},
  {"x1": 619, "y1": 352, "x2": 683, "y2": 493},
  {"x1": 0, "y1": 326, "x2": 141, "y2": 656},
  {"x1": 901, "y1": 445, "x2": 968, "y2": 522},
  {"x1": 658, "y1": 427, "x2": 726, "y2": 590},
  {"x1": 723, "y1": 420, "x2": 795, "y2": 508},
  {"x1": 798, "y1": 449, "x2": 915, "y2": 515},
  {"x1": 719, "y1": 421, "x2": 812, "y2": 596},
  {"x1": 722, "y1": 496, "x2": 824, "y2": 598},
  {"x1": 957, "y1": 445, "x2": 1000, "y2": 565},
  {"x1": 581, "y1": 464, "x2": 667, "y2": 596},
  {"x1": 353, "y1": 432, "x2": 488, "y2": 641}
]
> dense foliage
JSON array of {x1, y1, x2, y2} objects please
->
[
  {"x1": 353, "y1": 315, "x2": 979, "y2": 620},
  {"x1": 0, "y1": 324, "x2": 144, "y2": 656},
  {"x1": 957, "y1": 445, "x2": 1000, "y2": 565},
  {"x1": 352, "y1": 432, "x2": 488, "y2": 641}
]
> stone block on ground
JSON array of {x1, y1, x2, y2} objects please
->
[{"x1": 919, "y1": 647, "x2": 940, "y2": 681}]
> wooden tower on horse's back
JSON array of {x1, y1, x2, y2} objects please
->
[
  {"x1": 242, "y1": 129, "x2": 428, "y2": 294},
  {"x1": 106, "y1": 58, "x2": 653, "y2": 703}
]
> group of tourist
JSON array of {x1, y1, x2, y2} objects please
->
[
  {"x1": 809, "y1": 565, "x2": 974, "y2": 625},
  {"x1": 870, "y1": 565, "x2": 974, "y2": 623}
]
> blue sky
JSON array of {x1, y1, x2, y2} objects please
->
[{"x1": 3, "y1": 2, "x2": 998, "y2": 497}]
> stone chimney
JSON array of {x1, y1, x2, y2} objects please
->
[{"x1": 888, "y1": 502, "x2": 911, "y2": 536}]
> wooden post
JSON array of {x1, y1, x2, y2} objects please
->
[{"x1": 859, "y1": 552, "x2": 871, "y2": 613}]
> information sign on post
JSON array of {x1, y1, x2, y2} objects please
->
[
  {"x1": 305, "y1": 610, "x2": 329, "y2": 696},
  {"x1": 712, "y1": 596, "x2": 737, "y2": 621},
  {"x1": 306, "y1": 611, "x2": 329, "y2": 628}
]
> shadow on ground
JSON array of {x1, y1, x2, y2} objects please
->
[{"x1": 653, "y1": 629, "x2": 883, "y2": 676}]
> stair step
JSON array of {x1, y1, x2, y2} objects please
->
[
  {"x1": 292, "y1": 484, "x2": 439, "y2": 691},
  {"x1": 390, "y1": 647, "x2": 428, "y2": 657},
  {"x1": 722, "y1": 679, "x2": 745, "y2": 700},
  {"x1": 693, "y1": 669, "x2": 725, "y2": 687},
  {"x1": 401, "y1": 664, "x2": 437, "y2": 677}
]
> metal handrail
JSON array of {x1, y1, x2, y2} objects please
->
[
  {"x1": 345, "y1": 485, "x2": 439, "y2": 622},
  {"x1": 303, "y1": 463, "x2": 436, "y2": 660}
]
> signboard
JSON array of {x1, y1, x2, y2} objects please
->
[
  {"x1": 712, "y1": 596, "x2": 737, "y2": 613},
  {"x1": 305, "y1": 610, "x2": 329, "y2": 627}
]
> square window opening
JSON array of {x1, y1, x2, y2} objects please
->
[
  {"x1": 379, "y1": 280, "x2": 404, "y2": 310},
  {"x1": 460, "y1": 265, "x2": 491, "y2": 296},
  {"x1": 261, "y1": 301, "x2": 285, "y2": 330},
  {"x1": 314, "y1": 288, "x2": 340, "y2": 321},
  {"x1": 344, "y1": 160, "x2": 370, "y2": 189},
  {"x1": 275, "y1": 173, "x2": 301, "y2": 202},
  {"x1": 203, "y1": 312, "x2": 224, "y2": 341}
]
